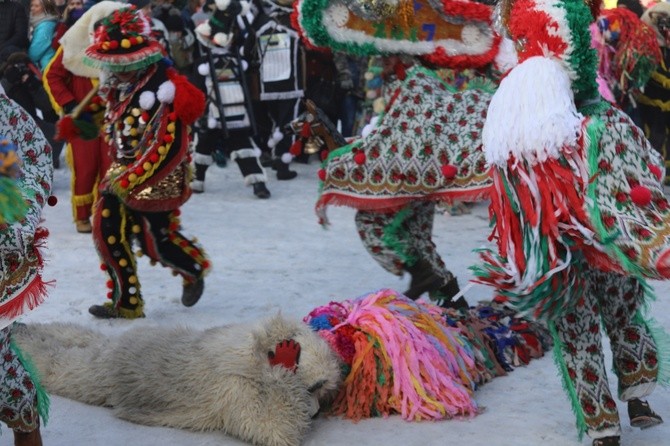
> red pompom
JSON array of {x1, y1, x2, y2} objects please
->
[
  {"x1": 119, "y1": 178, "x2": 130, "y2": 189},
  {"x1": 318, "y1": 169, "x2": 326, "y2": 181},
  {"x1": 300, "y1": 122, "x2": 312, "y2": 138},
  {"x1": 648, "y1": 163, "x2": 664, "y2": 182},
  {"x1": 354, "y1": 152, "x2": 366, "y2": 165},
  {"x1": 289, "y1": 139, "x2": 303, "y2": 156},
  {"x1": 106, "y1": 280, "x2": 114, "y2": 289},
  {"x1": 47, "y1": 195, "x2": 58, "y2": 206},
  {"x1": 441, "y1": 164, "x2": 458, "y2": 179},
  {"x1": 320, "y1": 150, "x2": 329, "y2": 161},
  {"x1": 167, "y1": 68, "x2": 206, "y2": 125},
  {"x1": 630, "y1": 185, "x2": 652, "y2": 207},
  {"x1": 55, "y1": 115, "x2": 79, "y2": 141}
]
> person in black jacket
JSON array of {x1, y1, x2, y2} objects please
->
[{"x1": 0, "y1": 0, "x2": 30, "y2": 63}]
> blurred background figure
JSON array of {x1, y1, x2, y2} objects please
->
[
  {"x1": 0, "y1": 0, "x2": 30, "y2": 63},
  {"x1": 28, "y1": 0, "x2": 59, "y2": 72}
]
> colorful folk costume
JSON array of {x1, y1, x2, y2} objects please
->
[
  {"x1": 473, "y1": 0, "x2": 670, "y2": 444},
  {"x1": 638, "y1": 2, "x2": 670, "y2": 184},
  {"x1": 191, "y1": 0, "x2": 272, "y2": 198},
  {"x1": 293, "y1": 0, "x2": 504, "y2": 307},
  {"x1": 0, "y1": 87, "x2": 52, "y2": 443},
  {"x1": 304, "y1": 289, "x2": 551, "y2": 422},
  {"x1": 44, "y1": 1, "x2": 123, "y2": 234},
  {"x1": 590, "y1": 6, "x2": 661, "y2": 122},
  {"x1": 81, "y1": 8, "x2": 210, "y2": 319}
]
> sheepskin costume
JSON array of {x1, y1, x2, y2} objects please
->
[{"x1": 13, "y1": 314, "x2": 342, "y2": 446}]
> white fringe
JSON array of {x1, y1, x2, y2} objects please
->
[
  {"x1": 243, "y1": 173, "x2": 267, "y2": 186},
  {"x1": 230, "y1": 148, "x2": 257, "y2": 160},
  {"x1": 483, "y1": 56, "x2": 583, "y2": 167},
  {"x1": 193, "y1": 153, "x2": 213, "y2": 165}
]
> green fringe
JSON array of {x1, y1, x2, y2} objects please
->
[
  {"x1": 381, "y1": 207, "x2": 414, "y2": 266},
  {"x1": 549, "y1": 322, "x2": 587, "y2": 440},
  {"x1": 9, "y1": 338, "x2": 50, "y2": 426},
  {"x1": 0, "y1": 177, "x2": 28, "y2": 224},
  {"x1": 634, "y1": 306, "x2": 670, "y2": 387},
  {"x1": 560, "y1": 0, "x2": 599, "y2": 103},
  {"x1": 82, "y1": 52, "x2": 163, "y2": 73},
  {"x1": 583, "y1": 105, "x2": 646, "y2": 281}
]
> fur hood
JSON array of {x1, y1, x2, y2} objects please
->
[{"x1": 59, "y1": 1, "x2": 126, "y2": 77}]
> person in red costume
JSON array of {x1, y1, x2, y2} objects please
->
[
  {"x1": 43, "y1": 1, "x2": 118, "y2": 234},
  {"x1": 78, "y1": 6, "x2": 210, "y2": 319}
]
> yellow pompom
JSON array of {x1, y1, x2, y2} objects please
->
[
  {"x1": 131, "y1": 108, "x2": 141, "y2": 117},
  {"x1": 136, "y1": 36, "x2": 144, "y2": 44},
  {"x1": 101, "y1": 208, "x2": 111, "y2": 218},
  {"x1": 166, "y1": 122, "x2": 176, "y2": 133},
  {"x1": 143, "y1": 162, "x2": 152, "y2": 171},
  {"x1": 157, "y1": 145, "x2": 167, "y2": 155},
  {"x1": 107, "y1": 235, "x2": 116, "y2": 244},
  {"x1": 119, "y1": 258, "x2": 128, "y2": 267},
  {"x1": 129, "y1": 296, "x2": 139, "y2": 305},
  {"x1": 132, "y1": 224, "x2": 141, "y2": 233},
  {"x1": 121, "y1": 39, "x2": 131, "y2": 49},
  {"x1": 136, "y1": 249, "x2": 144, "y2": 257},
  {"x1": 129, "y1": 128, "x2": 138, "y2": 137},
  {"x1": 130, "y1": 140, "x2": 139, "y2": 148},
  {"x1": 128, "y1": 275, "x2": 138, "y2": 284},
  {"x1": 128, "y1": 173, "x2": 138, "y2": 182},
  {"x1": 124, "y1": 116, "x2": 135, "y2": 125}
]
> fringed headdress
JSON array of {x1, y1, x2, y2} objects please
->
[
  {"x1": 292, "y1": 0, "x2": 501, "y2": 68},
  {"x1": 84, "y1": 7, "x2": 164, "y2": 72}
]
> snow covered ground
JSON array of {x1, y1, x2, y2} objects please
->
[{"x1": 18, "y1": 159, "x2": 670, "y2": 446}]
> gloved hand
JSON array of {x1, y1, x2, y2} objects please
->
[{"x1": 268, "y1": 339, "x2": 301, "y2": 372}]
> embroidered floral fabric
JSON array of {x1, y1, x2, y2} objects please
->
[
  {"x1": 587, "y1": 105, "x2": 670, "y2": 279},
  {"x1": 0, "y1": 327, "x2": 39, "y2": 433},
  {"x1": 316, "y1": 66, "x2": 493, "y2": 223}
]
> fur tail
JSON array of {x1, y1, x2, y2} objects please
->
[{"x1": 12, "y1": 322, "x2": 115, "y2": 406}]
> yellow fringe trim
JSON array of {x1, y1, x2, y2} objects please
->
[{"x1": 637, "y1": 95, "x2": 670, "y2": 112}]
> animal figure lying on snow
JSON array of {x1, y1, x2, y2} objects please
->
[{"x1": 13, "y1": 314, "x2": 342, "y2": 446}]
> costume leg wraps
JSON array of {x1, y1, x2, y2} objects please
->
[
  {"x1": 551, "y1": 269, "x2": 659, "y2": 440},
  {"x1": 229, "y1": 136, "x2": 267, "y2": 185},
  {"x1": 0, "y1": 326, "x2": 47, "y2": 434},
  {"x1": 68, "y1": 136, "x2": 111, "y2": 221},
  {"x1": 193, "y1": 127, "x2": 216, "y2": 181},
  {"x1": 354, "y1": 201, "x2": 453, "y2": 284},
  {"x1": 135, "y1": 210, "x2": 209, "y2": 285},
  {"x1": 92, "y1": 193, "x2": 144, "y2": 316}
]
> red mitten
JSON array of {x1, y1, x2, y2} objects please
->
[{"x1": 268, "y1": 339, "x2": 301, "y2": 372}]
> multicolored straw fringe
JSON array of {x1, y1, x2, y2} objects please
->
[
  {"x1": 0, "y1": 137, "x2": 28, "y2": 225},
  {"x1": 591, "y1": 7, "x2": 661, "y2": 105},
  {"x1": 304, "y1": 289, "x2": 552, "y2": 421}
]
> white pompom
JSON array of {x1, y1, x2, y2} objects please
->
[
  {"x1": 139, "y1": 91, "x2": 156, "y2": 110},
  {"x1": 214, "y1": 0, "x2": 231, "y2": 10},
  {"x1": 253, "y1": 147, "x2": 262, "y2": 157},
  {"x1": 208, "y1": 117, "x2": 218, "y2": 129},
  {"x1": 195, "y1": 22, "x2": 211, "y2": 38},
  {"x1": 212, "y1": 32, "x2": 231, "y2": 47},
  {"x1": 281, "y1": 152, "x2": 293, "y2": 164},
  {"x1": 240, "y1": 60, "x2": 248, "y2": 71},
  {"x1": 197, "y1": 63, "x2": 210, "y2": 76},
  {"x1": 157, "y1": 80, "x2": 176, "y2": 104}
]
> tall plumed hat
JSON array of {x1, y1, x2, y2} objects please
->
[{"x1": 84, "y1": 6, "x2": 164, "y2": 72}]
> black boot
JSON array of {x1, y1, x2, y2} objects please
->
[
  {"x1": 253, "y1": 182, "x2": 271, "y2": 199},
  {"x1": 628, "y1": 398, "x2": 663, "y2": 429},
  {"x1": 592, "y1": 436, "x2": 620, "y2": 446},
  {"x1": 182, "y1": 278, "x2": 205, "y2": 307},
  {"x1": 436, "y1": 277, "x2": 469, "y2": 311},
  {"x1": 273, "y1": 159, "x2": 297, "y2": 180},
  {"x1": 403, "y1": 260, "x2": 443, "y2": 300}
]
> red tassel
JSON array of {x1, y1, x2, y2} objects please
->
[
  {"x1": 166, "y1": 68, "x2": 205, "y2": 125},
  {"x1": 300, "y1": 121, "x2": 312, "y2": 138},
  {"x1": 55, "y1": 115, "x2": 79, "y2": 141},
  {"x1": 289, "y1": 139, "x2": 304, "y2": 156}
]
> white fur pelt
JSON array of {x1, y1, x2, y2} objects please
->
[{"x1": 13, "y1": 314, "x2": 343, "y2": 446}]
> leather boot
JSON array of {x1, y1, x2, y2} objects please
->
[
  {"x1": 628, "y1": 398, "x2": 663, "y2": 429},
  {"x1": 182, "y1": 278, "x2": 205, "y2": 307},
  {"x1": 403, "y1": 259, "x2": 442, "y2": 299},
  {"x1": 253, "y1": 182, "x2": 271, "y2": 199}
]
